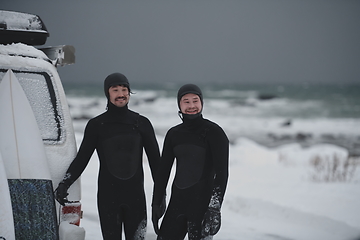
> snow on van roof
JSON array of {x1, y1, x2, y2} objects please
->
[
  {"x1": 0, "y1": 43, "x2": 48, "y2": 60},
  {"x1": 0, "y1": 10, "x2": 47, "y2": 33}
]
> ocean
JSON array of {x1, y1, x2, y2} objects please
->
[{"x1": 64, "y1": 82, "x2": 360, "y2": 156}]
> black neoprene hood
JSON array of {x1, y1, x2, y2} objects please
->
[
  {"x1": 177, "y1": 84, "x2": 203, "y2": 109},
  {"x1": 104, "y1": 72, "x2": 130, "y2": 99}
]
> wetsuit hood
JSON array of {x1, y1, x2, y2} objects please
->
[
  {"x1": 177, "y1": 83, "x2": 204, "y2": 122},
  {"x1": 104, "y1": 72, "x2": 130, "y2": 100},
  {"x1": 104, "y1": 72, "x2": 131, "y2": 108},
  {"x1": 177, "y1": 84, "x2": 203, "y2": 110}
]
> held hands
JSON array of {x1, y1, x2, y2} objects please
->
[
  {"x1": 152, "y1": 195, "x2": 166, "y2": 234},
  {"x1": 152, "y1": 205, "x2": 162, "y2": 234},
  {"x1": 54, "y1": 182, "x2": 69, "y2": 206},
  {"x1": 159, "y1": 194, "x2": 166, "y2": 216},
  {"x1": 202, "y1": 207, "x2": 221, "y2": 236}
]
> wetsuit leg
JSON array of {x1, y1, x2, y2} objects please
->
[
  {"x1": 158, "y1": 214, "x2": 187, "y2": 240},
  {"x1": 123, "y1": 192, "x2": 147, "y2": 240},
  {"x1": 157, "y1": 192, "x2": 188, "y2": 240},
  {"x1": 158, "y1": 182, "x2": 212, "y2": 240},
  {"x1": 98, "y1": 190, "x2": 147, "y2": 240},
  {"x1": 98, "y1": 193, "x2": 123, "y2": 240}
]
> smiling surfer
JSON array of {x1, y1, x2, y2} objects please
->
[
  {"x1": 152, "y1": 84, "x2": 229, "y2": 240},
  {"x1": 55, "y1": 72, "x2": 161, "y2": 239}
]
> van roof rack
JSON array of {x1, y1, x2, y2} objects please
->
[
  {"x1": 0, "y1": 10, "x2": 49, "y2": 46},
  {"x1": 39, "y1": 45, "x2": 76, "y2": 66}
]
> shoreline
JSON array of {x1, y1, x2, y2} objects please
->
[{"x1": 244, "y1": 132, "x2": 360, "y2": 157}]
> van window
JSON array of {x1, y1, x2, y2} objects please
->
[{"x1": 0, "y1": 69, "x2": 64, "y2": 144}]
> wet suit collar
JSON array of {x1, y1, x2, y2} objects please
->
[
  {"x1": 107, "y1": 101, "x2": 128, "y2": 116},
  {"x1": 179, "y1": 112, "x2": 204, "y2": 129}
]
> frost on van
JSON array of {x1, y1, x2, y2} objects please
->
[
  {"x1": 0, "y1": 11, "x2": 46, "y2": 33},
  {"x1": 0, "y1": 43, "x2": 48, "y2": 60},
  {"x1": 15, "y1": 72, "x2": 64, "y2": 144}
]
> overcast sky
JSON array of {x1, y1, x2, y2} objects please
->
[{"x1": 2, "y1": 1, "x2": 360, "y2": 86}]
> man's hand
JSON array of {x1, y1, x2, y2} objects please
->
[
  {"x1": 152, "y1": 205, "x2": 162, "y2": 234},
  {"x1": 159, "y1": 194, "x2": 166, "y2": 216},
  {"x1": 152, "y1": 195, "x2": 166, "y2": 235},
  {"x1": 54, "y1": 183, "x2": 69, "y2": 206},
  {"x1": 202, "y1": 207, "x2": 221, "y2": 236}
]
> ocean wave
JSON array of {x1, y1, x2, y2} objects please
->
[{"x1": 66, "y1": 94, "x2": 360, "y2": 156}]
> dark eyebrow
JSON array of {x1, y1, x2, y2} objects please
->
[
  {"x1": 110, "y1": 85, "x2": 127, "y2": 89},
  {"x1": 182, "y1": 95, "x2": 199, "y2": 101}
]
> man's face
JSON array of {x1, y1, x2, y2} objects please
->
[
  {"x1": 179, "y1": 93, "x2": 202, "y2": 114},
  {"x1": 109, "y1": 85, "x2": 130, "y2": 107}
]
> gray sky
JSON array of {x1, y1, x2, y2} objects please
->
[{"x1": 2, "y1": 0, "x2": 360, "y2": 86}]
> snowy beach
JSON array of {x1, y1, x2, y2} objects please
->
[
  {"x1": 65, "y1": 85, "x2": 360, "y2": 240},
  {"x1": 79, "y1": 136, "x2": 360, "y2": 240},
  {"x1": 1, "y1": 1, "x2": 359, "y2": 238}
]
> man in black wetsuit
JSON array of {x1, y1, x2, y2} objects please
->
[
  {"x1": 54, "y1": 72, "x2": 161, "y2": 240},
  {"x1": 152, "y1": 84, "x2": 229, "y2": 240}
]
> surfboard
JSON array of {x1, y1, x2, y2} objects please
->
[
  {"x1": 0, "y1": 152, "x2": 16, "y2": 240},
  {"x1": 0, "y1": 69, "x2": 51, "y2": 179},
  {"x1": 0, "y1": 69, "x2": 58, "y2": 240}
]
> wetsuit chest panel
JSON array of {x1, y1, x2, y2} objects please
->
[
  {"x1": 173, "y1": 144, "x2": 206, "y2": 189},
  {"x1": 102, "y1": 133, "x2": 142, "y2": 180}
]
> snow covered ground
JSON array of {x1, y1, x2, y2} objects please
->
[{"x1": 75, "y1": 130, "x2": 360, "y2": 240}]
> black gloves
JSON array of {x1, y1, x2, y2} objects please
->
[
  {"x1": 152, "y1": 195, "x2": 166, "y2": 235},
  {"x1": 159, "y1": 194, "x2": 166, "y2": 218},
  {"x1": 54, "y1": 182, "x2": 69, "y2": 206},
  {"x1": 202, "y1": 207, "x2": 221, "y2": 236},
  {"x1": 152, "y1": 205, "x2": 162, "y2": 235}
]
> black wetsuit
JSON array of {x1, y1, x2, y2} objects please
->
[
  {"x1": 152, "y1": 114, "x2": 229, "y2": 240},
  {"x1": 62, "y1": 102, "x2": 160, "y2": 240}
]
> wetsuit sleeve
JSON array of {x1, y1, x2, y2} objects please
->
[
  {"x1": 207, "y1": 124, "x2": 229, "y2": 210},
  {"x1": 61, "y1": 119, "x2": 98, "y2": 187},
  {"x1": 138, "y1": 116, "x2": 160, "y2": 181},
  {"x1": 152, "y1": 129, "x2": 175, "y2": 206}
]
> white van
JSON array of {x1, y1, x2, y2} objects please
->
[{"x1": 0, "y1": 10, "x2": 84, "y2": 239}]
